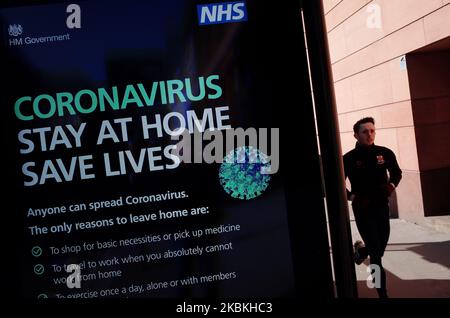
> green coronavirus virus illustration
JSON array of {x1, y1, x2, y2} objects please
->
[{"x1": 219, "y1": 146, "x2": 271, "y2": 200}]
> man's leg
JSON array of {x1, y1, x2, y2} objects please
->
[
  {"x1": 352, "y1": 204, "x2": 371, "y2": 263},
  {"x1": 354, "y1": 202, "x2": 389, "y2": 297},
  {"x1": 353, "y1": 204, "x2": 379, "y2": 260},
  {"x1": 369, "y1": 254, "x2": 387, "y2": 298},
  {"x1": 378, "y1": 204, "x2": 391, "y2": 256},
  {"x1": 373, "y1": 203, "x2": 390, "y2": 297}
]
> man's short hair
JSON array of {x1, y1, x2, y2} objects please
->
[{"x1": 353, "y1": 117, "x2": 375, "y2": 134}]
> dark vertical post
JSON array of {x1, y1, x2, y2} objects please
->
[{"x1": 301, "y1": 0, "x2": 358, "y2": 297}]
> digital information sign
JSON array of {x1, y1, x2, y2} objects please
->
[{"x1": 1, "y1": 0, "x2": 334, "y2": 306}]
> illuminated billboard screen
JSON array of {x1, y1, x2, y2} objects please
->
[{"x1": 1, "y1": 0, "x2": 333, "y2": 303}]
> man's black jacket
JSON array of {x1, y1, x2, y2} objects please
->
[{"x1": 344, "y1": 143, "x2": 402, "y2": 200}]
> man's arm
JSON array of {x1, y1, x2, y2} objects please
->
[
  {"x1": 387, "y1": 149, "x2": 402, "y2": 187},
  {"x1": 343, "y1": 154, "x2": 354, "y2": 201}
]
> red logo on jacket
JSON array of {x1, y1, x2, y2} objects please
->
[{"x1": 376, "y1": 155, "x2": 385, "y2": 164}]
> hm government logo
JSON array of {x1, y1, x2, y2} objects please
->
[
  {"x1": 8, "y1": 24, "x2": 23, "y2": 37},
  {"x1": 7, "y1": 4, "x2": 81, "y2": 47}
]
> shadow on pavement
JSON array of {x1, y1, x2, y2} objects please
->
[
  {"x1": 357, "y1": 241, "x2": 450, "y2": 298},
  {"x1": 386, "y1": 241, "x2": 450, "y2": 270},
  {"x1": 357, "y1": 271, "x2": 450, "y2": 298}
]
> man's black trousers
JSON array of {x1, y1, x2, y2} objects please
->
[{"x1": 352, "y1": 197, "x2": 390, "y2": 298}]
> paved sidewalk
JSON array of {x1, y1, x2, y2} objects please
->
[{"x1": 350, "y1": 217, "x2": 450, "y2": 298}]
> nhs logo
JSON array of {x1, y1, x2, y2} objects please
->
[{"x1": 197, "y1": 1, "x2": 247, "y2": 25}]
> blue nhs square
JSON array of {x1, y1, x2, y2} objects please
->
[{"x1": 197, "y1": 1, "x2": 248, "y2": 25}]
